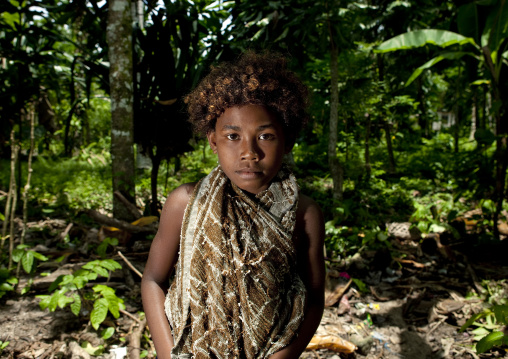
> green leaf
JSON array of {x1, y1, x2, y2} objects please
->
[
  {"x1": 493, "y1": 305, "x2": 508, "y2": 325},
  {"x1": 474, "y1": 129, "x2": 496, "y2": 146},
  {"x1": 482, "y1": 0, "x2": 508, "y2": 55},
  {"x1": 32, "y1": 251, "x2": 49, "y2": 261},
  {"x1": 12, "y1": 248, "x2": 24, "y2": 262},
  {"x1": 352, "y1": 278, "x2": 369, "y2": 293},
  {"x1": 101, "y1": 327, "x2": 115, "y2": 340},
  {"x1": 81, "y1": 341, "x2": 104, "y2": 355},
  {"x1": 91, "y1": 266, "x2": 109, "y2": 277},
  {"x1": 405, "y1": 52, "x2": 474, "y2": 86},
  {"x1": 476, "y1": 331, "x2": 506, "y2": 353},
  {"x1": 21, "y1": 252, "x2": 34, "y2": 273},
  {"x1": 99, "y1": 259, "x2": 122, "y2": 272},
  {"x1": 91, "y1": 298, "x2": 109, "y2": 330},
  {"x1": 36, "y1": 295, "x2": 51, "y2": 310},
  {"x1": 48, "y1": 291, "x2": 60, "y2": 312},
  {"x1": 376, "y1": 29, "x2": 478, "y2": 53},
  {"x1": 460, "y1": 311, "x2": 487, "y2": 332},
  {"x1": 458, "y1": 3, "x2": 479, "y2": 43},
  {"x1": 48, "y1": 275, "x2": 65, "y2": 292},
  {"x1": 57, "y1": 293, "x2": 74, "y2": 309},
  {"x1": 70, "y1": 294, "x2": 81, "y2": 316}
]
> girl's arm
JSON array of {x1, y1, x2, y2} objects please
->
[
  {"x1": 141, "y1": 183, "x2": 195, "y2": 359},
  {"x1": 270, "y1": 194, "x2": 326, "y2": 359}
]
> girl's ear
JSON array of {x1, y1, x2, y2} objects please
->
[{"x1": 207, "y1": 131, "x2": 218, "y2": 154}]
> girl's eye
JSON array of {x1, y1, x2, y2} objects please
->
[
  {"x1": 226, "y1": 133, "x2": 239, "y2": 140},
  {"x1": 259, "y1": 133, "x2": 275, "y2": 140}
]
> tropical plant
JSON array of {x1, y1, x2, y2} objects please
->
[
  {"x1": 37, "y1": 259, "x2": 125, "y2": 330},
  {"x1": 376, "y1": 0, "x2": 508, "y2": 238}
]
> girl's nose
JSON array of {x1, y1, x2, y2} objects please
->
[{"x1": 241, "y1": 140, "x2": 259, "y2": 161}]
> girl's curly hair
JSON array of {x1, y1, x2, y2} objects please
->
[{"x1": 185, "y1": 52, "x2": 309, "y2": 138}]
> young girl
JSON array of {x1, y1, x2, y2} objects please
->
[{"x1": 141, "y1": 52, "x2": 325, "y2": 359}]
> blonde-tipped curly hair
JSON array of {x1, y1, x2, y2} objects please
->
[{"x1": 185, "y1": 52, "x2": 309, "y2": 138}]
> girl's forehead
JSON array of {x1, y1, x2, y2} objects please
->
[{"x1": 217, "y1": 105, "x2": 281, "y2": 128}]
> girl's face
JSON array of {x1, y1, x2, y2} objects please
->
[{"x1": 207, "y1": 105, "x2": 290, "y2": 194}]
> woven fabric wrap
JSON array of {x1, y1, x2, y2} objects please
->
[{"x1": 165, "y1": 165, "x2": 306, "y2": 359}]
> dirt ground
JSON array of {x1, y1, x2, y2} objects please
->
[{"x1": 1, "y1": 219, "x2": 507, "y2": 359}]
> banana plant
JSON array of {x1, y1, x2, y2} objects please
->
[{"x1": 376, "y1": 0, "x2": 508, "y2": 239}]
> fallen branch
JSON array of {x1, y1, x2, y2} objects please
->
[
  {"x1": 120, "y1": 309, "x2": 141, "y2": 324},
  {"x1": 325, "y1": 278, "x2": 352, "y2": 307},
  {"x1": 118, "y1": 251, "x2": 143, "y2": 278},
  {"x1": 85, "y1": 209, "x2": 156, "y2": 234},
  {"x1": 114, "y1": 191, "x2": 142, "y2": 219},
  {"x1": 60, "y1": 223, "x2": 74, "y2": 241},
  {"x1": 128, "y1": 317, "x2": 147, "y2": 359}
]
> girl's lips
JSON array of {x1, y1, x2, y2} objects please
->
[{"x1": 236, "y1": 170, "x2": 263, "y2": 179}]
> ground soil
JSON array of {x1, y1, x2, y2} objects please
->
[{"x1": 1, "y1": 218, "x2": 507, "y2": 359}]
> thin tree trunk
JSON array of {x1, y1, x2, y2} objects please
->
[
  {"x1": 417, "y1": 77, "x2": 428, "y2": 138},
  {"x1": 482, "y1": 46, "x2": 507, "y2": 240},
  {"x1": 364, "y1": 113, "x2": 371, "y2": 179},
  {"x1": 470, "y1": 93, "x2": 477, "y2": 140},
  {"x1": 1, "y1": 129, "x2": 17, "y2": 256},
  {"x1": 384, "y1": 120, "x2": 396, "y2": 174},
  {"x1": 7, "y1": 132, "x2": 20, "y2": 269},
  {"x1": 150, "y1": 153, "x2": 161, "y2": 216},
  {"x1": 107, "y1": 0, "x2": 136, "y2": 221},
  {"x1": 21, "y1": 102, "x2": 35, "y2": 244},
  {"x1": 328, "y1": 40, "x2": 343, "y2": 202}
]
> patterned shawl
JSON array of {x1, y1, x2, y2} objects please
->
[{"x1": 165, "y1": 165, "x2": 307, "y2": 359}]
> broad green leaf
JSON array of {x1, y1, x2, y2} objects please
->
[
  {"x1": 493, "y1": 305, "x2": 508, "y2": 325},
  {"x1": 458, "y1": 3, "x2": 479, "y2": 43},
  {"x1": 0, "y1": 212, "x2": 4, "y2": 221},
  {"x1": 21, "y1": 252, "x2": 34, "y2": 273},
  {"x1": 0, "y1": 283, "x2": 14, "y2": 292},
  {"x1": 91, "y1": 266, "x2": 109, "y2": 278},
  {"x1": 12, "y1": 248, "x2": 24, "y2": 262},
  {"x1": 99, "y1": 259, "x2": 122, "y2": 272},
  {"x1": 101, "y1": 327, "x2": 115, "y2": 340},
  {"x1": 376, "y1": 30, "x2": 478, "y2": 53},
  {"x1": 405, "y1": 52, "x2": 474, "y2": 86},
  {"x1": 36, "y1": 295, "x2": 51, "y2": 310},
  {"x1": 72, "y1": 275, "x2": 89, "y2": 289},
  {"x1": 93, "y1": 284, "x2": 115, "y2": 295},
  {"x1": 32, "y1": 251, "x2": 48, "y2": 261},
  {"x1": 70, "y1": 294, "x2": 81, "y2": 316},
  {"x1": 476, "y1": 331, "x2": 506, "y2": 353},
  {"x1": 57, "y1": 293, "x2": 74, "y2": 309},
  {"x1": 106, "y1": 295, "x2": 122, "y2": 318},
  {"x1": 81, "y1": 341, "x2": 104, "y2": 355},
  {"x1": 482, "y1": 0, "x2": 508, "y2": 55},
  {"x1": 91, "y1": 298, "x2": 109, "y2": 330},
  {"x1": 49, "y1": 292, "x2": 60, "y2": 312}
]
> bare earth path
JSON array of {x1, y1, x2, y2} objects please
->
[{"x1": 1, "y1": 219, "x2": 507, "y2": 358}]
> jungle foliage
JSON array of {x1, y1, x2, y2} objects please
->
[{"x1": 1, "y1": 0, "x2": 507, "y2": 356}]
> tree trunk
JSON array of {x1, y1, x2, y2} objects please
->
[
  {"x1": 416, "y1": 77, "x2": 428, "y2": 138},
  {"x1": 150, "y1": 153, "x2": 162, "y2": 216},
  {"x1": 328, "y1": 45, "x2": 343, "y2": 203},
  {"x1": 21, "y1": 102, "x2": 35, "y2": 244},
  {"x1": 1, "y1": 128, "x2": 17, "y2": 258},
  {"x1": 364, "y1": 113, "x2": 371, "y2": 180},
  {"x1": 384, "y1": 120, "x2": 396, "y2": 174},
  {"x1": 107, "y1": 0, "x2": 136, "y2": 221},
  {"x1": 482, "y1": 46, "x2": 508, "y2": 240}
]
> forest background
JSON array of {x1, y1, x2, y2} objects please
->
[{"x1": 0, "y1": 0, "x2": 507, "y2": 358}]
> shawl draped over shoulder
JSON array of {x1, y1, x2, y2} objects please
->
[{"x1": 165, "y1": 165, "x2": 307, "y2": 359}]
